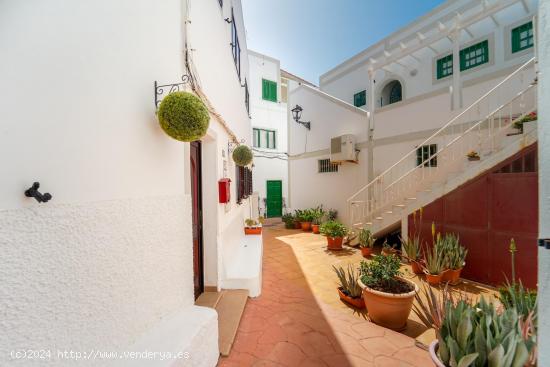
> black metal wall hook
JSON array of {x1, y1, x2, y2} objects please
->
[{"x1": 25, "y1": 182, "x2": 52, "y2": 203}]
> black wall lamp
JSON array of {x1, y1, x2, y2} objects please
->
[
  {"x1": 25, "y1": 182, "x2": 52, "y2": 203},
  {"x1": 291, "y1": 105, "x2": 311, "y2": 130}
]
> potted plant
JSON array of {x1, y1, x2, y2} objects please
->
[
  {"x1": 358, "y1": 228, "x2": 375, "y2": 257},
  {"x1": 320, "y1": 221, "x2": 348, "y2": 250},
  {"x1": 513, "y1": 111, "x2": 537, "y2": 133},
  {"x1": 311, "y1": 206, "x2": 325, "y2": 234},
  {"x1": 441, "y1": 233, "x2": 467, "y2": 285},
  {"x1": 282, "y1": 213, "x2": 295, "y2": 229},
  {"x1": 293, "y1": 210, "x2": 303, "y2": 229},
  {"x1": 424, "y1": 239, "x2": 445, "y2": 285},
  {"x1": 401, "y1": 235, "x2": 423, "y2": 274},
  {"x1": 327, "y1": 208, "x2": 338, "y2": 221},
  {"x1": 381, "y1": 241, "x2": 398, "y2": 256},
  {"x1": 299, "y1": 209, "x2": 315, "y2": 231},
  {"x1": 358, "y1": 255, "x2": 418, "y2": 330},
  {"x1": 332, "y1": 265, "x2": 365, "y2": 309},
  {"x1": 244, "y1": 218, "x2": 262, "y2": 235},
  {"x1": 466, "y1": 150, "x2": 480, "y2": 161}
]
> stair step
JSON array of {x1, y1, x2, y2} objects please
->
[
  {"x1": 365, "y1": 222, "x2": 373, "y2": 225},
  {"x1": 406, "y1": 197, "x2": 417, "y2": 201},
  {"x1": 375, "y1": 217, "x2": 383, "y2": 220},
  {"x1": 385, "y1": 211, "x2": 393, "y2": 214},
  {"x1": 196, "y1": 289, "x2": 249, "y2": 357},
  {"x1": 393, "y1": 204, "x2": 405, "y2": 208},
  {"x1": 217, "y1": 289, "x2": 249, "y2": 356}
]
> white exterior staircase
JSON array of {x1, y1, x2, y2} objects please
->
[{"x1": 348, "y1": 58, "x2": 537, "y2": 236}]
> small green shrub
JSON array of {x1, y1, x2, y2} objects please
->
[
  {"x1": 282, "y1": 213, "x2": 295, "y2": 229},
  {"x1": 157, "y1": 91, "x2": 209, "y2": 142},
  {"x1": 319, "y1": 220, "x2": 348, "y2": 238},
  {"x1": 327, "y1": 209, "x2": 338, "y2": 221},
  {"x1": 358, "y1": 228, "x2": 375, "y2": 248},
  {"x1": 333, "y1": 264, "x2": 362, "y2": 298},
  {"x1": 232, "y1": 145, "x2": 253, "y2": 166},
  {"x1": 360, "y1": 255, "x2": 413, "y2": 294}
]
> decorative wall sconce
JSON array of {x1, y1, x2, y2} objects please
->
[
  {"x1": 25, "y1": 182, "x2": 52, "y2": 203},
  {"x1": 291, "y1": 105, "x2": 311, "y2": 130},
  {"x1": 154, "y1": 75, "x2": 191, "y2": 109}
]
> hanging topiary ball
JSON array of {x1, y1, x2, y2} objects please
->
[
  {"x1": 157, "y1": 91, "x2": 210, "y2": 142},
  {"x1": 232, "y1": 145, "x2": 253, "y2": 166}
]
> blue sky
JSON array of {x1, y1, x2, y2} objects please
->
[{"x1": 242, "y1": 0, "x2": 446, "y2": 84}]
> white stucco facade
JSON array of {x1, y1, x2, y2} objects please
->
[
  {"x1": 0, "y1": 0, "x2": 252, "y2": 366},
  {"x1": 537, "y1": 0, "x2": 550, "y2": 364},
  {"x1": 288, "y1": 0, "x2": 538, "y2": 226}
]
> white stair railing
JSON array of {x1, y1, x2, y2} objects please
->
[{"x1": 348, "y1": 57, "x2": 536, "y2": 231}]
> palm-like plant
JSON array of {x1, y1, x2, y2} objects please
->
[{"x1": 332, "y1": 264, "x2": 362, "y2": 298}]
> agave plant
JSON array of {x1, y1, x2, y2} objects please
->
[
  {"x1": 332, "y1": 264, "x2": 362, "y2": 298},
  {"x1": 358, "y1": 228, "x2": 375, "y2": 248},
  {"x1": 439, "y1": 233, "x2": 467, "y2": 270},
  {"x1": 401, "y1": 235, "x2": 421, "y2": 261},
  {"x1": 436, "y1": 297, "x2": 536, "y2": 367},
  {"x1": 498, "y1": 280, "x2": 537, "y2": 326},
  {"x1": 424, "y1": 241, "x2": 445, "y2": 275}
]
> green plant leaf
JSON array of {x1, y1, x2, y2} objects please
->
[
  {"x1": 488, "y1": 345, "x2": 504, "y2": 367},
  {"x1": 457, "y1": 311, "x2": 473, "y2": 350},
  {"x1": 458, "y1": 353, "x2": 479, "y2": 367},
  {"x1": 511, "y1": 341, "x2": 529, "y2": 367}
]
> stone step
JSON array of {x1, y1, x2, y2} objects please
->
[
  {"x1": 195, "y1": 291, "x2": 224, "y2": 309},
  {"x1": 216, "y1": 289, "x2": 249, "y2": 356}
]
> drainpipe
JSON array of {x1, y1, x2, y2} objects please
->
[
  {"x1": 538, "y1": 1, "x2": 550, "y2": 364},
  {"x1": 367, "y1": 68, "x2": 375, "y2": 183}
]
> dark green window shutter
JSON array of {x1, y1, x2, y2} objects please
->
[
  {"x1": 436, "y1": 54, "x2": 453, "y2": 79},
  {"x1": 262, "y1": 79, "x2": 277, "y2": 102},
  {"x1": 460, "y1": 40, "x2": 489, "y2": 71},
  {"x1": 353, "y1": 90, "x2": 366, "y2": 107},
  {"x1": 512, "y1": 22, "x2": 534, "y2": 53}
]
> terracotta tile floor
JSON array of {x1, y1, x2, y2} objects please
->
[{"x1": 218, "y1": 225, "x2": 495, "y2": 367}]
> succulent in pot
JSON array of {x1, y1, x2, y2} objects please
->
[
  {"x1": 244, "y1": 218, "x2": 262, "y2": 235},
  {"x1": 401, "y1": 235, "x2": 423, "y2": 274},
  {"x1": 358, "y1": 228, "x2": 375, "y2": 258},
  {"x1": 320, "y1": 221, "x2": 348, "y2": 250},
  {"x1": 333, "y1": 264, "x2": 365, "y2": 309},
  {"x1": 358, "y1": 254, "x2": 418, "y2": 330},
  {"x1": 424, "y1": 238, "x2": 445, "y2": 285},
  {"x1": 466, "y1": 150, "x2": 480, "y2": 161},
  {"x1": 311, "y1": 206, "x2": 325, "y2": 234},
  {"x1": 441, "y1": 233, "x2": 467, "y2": 285}
]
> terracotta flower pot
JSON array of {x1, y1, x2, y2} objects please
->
[
  {"x1": 327, "y1": 236, "x2": 343, "y2": 250},
  {"x1": 301, "y1": 221, "x2": 312, "y2": 231},
  {"x1": 244, "y1": 227, "x2": 262, "y2": 235},
  {"x1": 337, "y1": 288, "x2": 366, "y2": 309},
  {"x1": 358, "y1": 278, "x2": 418, "y2": 331},
  {"x1": 293, "y1": 221, "x2": 301, "y2": 229},
  {"x1": 410, "y1": 260, "x2": 424, "y2": 275},
  {"x1": 429, "y1": 341, "x2": 446, "y2": 367},
  {"x1": 446, "y1": 268, "x2": 463, "y2": 285},
  {"x1": 441, "y1": 269, "x2": 451, "y2": 283},
  {"x1": 312, "y1": 224, "x2": 320, "y2": 234},
  {"x1": 424, "y1": 272, "x2": 443, "y2": 286},
  {"x1": 468, "y1": 156, "x2": 480, "y2": 161},
  {"x1": 382, "y1": 248, "x2": 397, "y2": 257},
  {"x1": 360, "y1": 247, "x2": 374, "y2": 258}
]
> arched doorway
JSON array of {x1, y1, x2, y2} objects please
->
[{"x1": 380, "y1": 80, "x2": 403, "y2": 107}]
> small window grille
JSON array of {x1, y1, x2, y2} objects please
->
[
  {"x1": 460, "y1": 40, "x2": 489, "y2": 71},
  {"x1": 416, "y1": 144, "x2": 438, "y2": 167},
  {"x1": 436, "y1": 54, "x2": 453, "y2": 79},
  {"x1": 318, "y1": 159, "x2": 339, "y2": 173},
  {"x1": 512, "y1": 22, "x2": 534, "y2": 53},
  {"x1": 236, "y1": 166, "x2": 253, "y2": 204},
  {"x1": 353, "y1": 90, "x2": 366, "y2": 107}
]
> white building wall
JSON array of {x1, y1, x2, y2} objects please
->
[
  {"x1": 248, "y1": 51, "x2": 288, "y2": 215},
  {"x1": 538, "y1": 0, "x2": 550, "y2": 364},
  {"x1": 0, "y1": 0, "x2": 251, "y2": 365}
]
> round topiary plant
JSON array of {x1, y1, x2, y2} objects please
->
[
  {"x1": 232, "y1": 145, "x2": 253, "y2": 166},
  {"x1": 157, "y1": 91, "x2": 209, "y2": 142}
]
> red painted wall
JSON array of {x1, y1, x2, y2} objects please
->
[{"x1": 409, "y1": 144, "x2": 538, "y2": 288}]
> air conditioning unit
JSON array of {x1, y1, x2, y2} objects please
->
[{"x1": 330, "y1": 134, "x2": 357, "y2": 163}]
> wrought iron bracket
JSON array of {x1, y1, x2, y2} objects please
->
[
  {"x1": 538, "y1": 238, "x2": 550, "y2": 249},
  {"x1": 25, "y1": 182, "x2": 52, "y2": 203},
  {"x1": 228, "y1": 139, "x2": 245, "y2": 155},
  {"x1": 154, "y1": 75, "x2": 191, "y2": 109}
]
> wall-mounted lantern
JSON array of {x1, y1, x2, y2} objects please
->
[{"x1": 291, "y1": 105, "x2": 311, "y2": 130}]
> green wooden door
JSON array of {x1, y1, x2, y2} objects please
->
[{"x1": 266, "y1": 180, "x2": 282, "y2": 218}]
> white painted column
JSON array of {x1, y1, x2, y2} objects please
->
[
  {"x1": 451, "y1": 28, "x2": 462, "y2": 110},
  {"x1": 538, "y1": 1, "x2": 550, "y2": 365}
]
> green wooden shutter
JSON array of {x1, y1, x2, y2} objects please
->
[
  {"x1": 262, "y1": 79, "x2": 268, "y2": 101},
  {"x1": 512, "y1": 22, "x2": 533, "y2": 53},
  {"x1": 269, "y1": 81, "x2": 277, "y2": 102}
]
